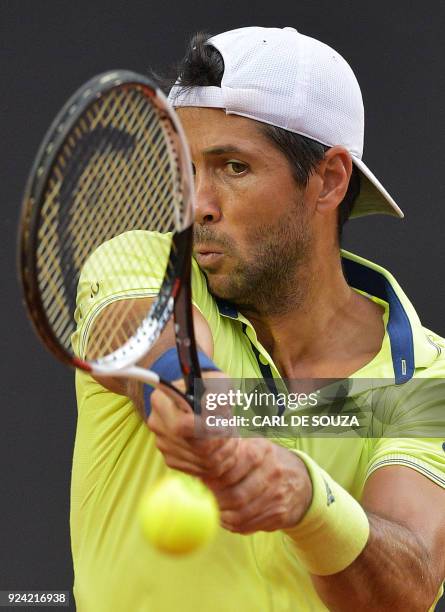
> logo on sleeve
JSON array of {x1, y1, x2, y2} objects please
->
[
  {"x1": 323, "y1": 478, "x2": 335, "y2": 506},
  {"x1": 90, "y1": 282, "x2": 100, "y2": 298}
]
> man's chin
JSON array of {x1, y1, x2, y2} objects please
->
[{"x1": 202, "y1": 271, "x2": 237, "y2": 301}]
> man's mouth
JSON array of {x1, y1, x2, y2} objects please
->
[{"x1": 194, "y1": 246, "x2": 225, "y2": 266}]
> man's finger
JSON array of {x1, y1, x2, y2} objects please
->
[{"x1": 150, "y1": 389, "x2": 195, "y2": 434}]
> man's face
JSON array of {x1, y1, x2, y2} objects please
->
[{"x1": 177, "y1": 108, "x2": 314, "y2": 315}]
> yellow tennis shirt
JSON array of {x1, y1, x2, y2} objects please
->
[{"x1": 71, "y1": 232, "x2": 445, "y2": 611}]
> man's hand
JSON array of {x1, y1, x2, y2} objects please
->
[
  {"x1": 147, "y1": 382, "x2": 313, "y2": 534},
  {"x1": 148, "y1": 375, "x2": 240, "y2": 479},
  {"x1": 208, "y1": 437, "x2": 312, "y2": 534}
]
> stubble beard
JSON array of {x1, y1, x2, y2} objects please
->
[{"x1": 195, "y1": 196, "x2": 312, "y2": 316}]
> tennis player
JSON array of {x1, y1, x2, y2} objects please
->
[{"x1": 71, "y1": 27, "x2": 445, "y2": 611}]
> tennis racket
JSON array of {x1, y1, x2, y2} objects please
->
[{"x1": 18, "y1": 70, "x2": 202, "y2": 408}]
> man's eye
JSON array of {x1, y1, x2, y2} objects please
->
[{"x1": 226, "y1": 161, "x2": 248, "y2": 175}]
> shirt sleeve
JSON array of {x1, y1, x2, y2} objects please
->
[
  {"x1": 71, "y1": 229, "x2": 220, "y2": 359},
  {"x1": 72, "y1": 230, "x2": 171, "y2": 357},
  {"x1": 365, "y1": 376, "x2": 445, "y2": 489}
]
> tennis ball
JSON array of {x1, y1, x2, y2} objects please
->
[{"x1": 139, "y1": 474, "x2": 220, "y2": 555}]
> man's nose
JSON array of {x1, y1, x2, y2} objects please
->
[{"x1": 194, "y1": 175, "x2": 222, "y2": 225}]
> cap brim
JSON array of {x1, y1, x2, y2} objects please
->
[{"x1": 351, "y1": 156, "x2": 404, "y2": 219}]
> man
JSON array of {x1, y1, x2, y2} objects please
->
[{"x1": 71, "y1": 27, "x2": 445, "y2": 611}]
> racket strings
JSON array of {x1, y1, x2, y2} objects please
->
[
  {"x1": 74, "y1": 95, "x2": 178, "y2": 358},
  {"x1": 65, "y1": 93, "x2": 176, "y2": 264},
  {"x1": 35, "y1": 85, "x2": 184, "y2": 360}
]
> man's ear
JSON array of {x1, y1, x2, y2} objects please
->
[{"x1": 316, "y1": 147, "x2": 352, "y2": 214}]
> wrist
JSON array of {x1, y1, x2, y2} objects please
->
[
  {"x1": 284, "y1": 450, "x2": 370, "y2": 576},
  {"x1": 289, "y1": 452, "x2": 314, "y2": 526}
]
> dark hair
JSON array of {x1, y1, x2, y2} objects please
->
[{"x1": 161, "y1": 32, "x2": 360, "y2": 241}]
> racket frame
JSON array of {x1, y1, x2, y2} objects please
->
[{"x1": 18, "y1": 70, "x2": 201, "y2": 400}]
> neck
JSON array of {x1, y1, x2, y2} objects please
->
[{"x1": 239, "y1": 250, "x2": 385, "y2": 379}]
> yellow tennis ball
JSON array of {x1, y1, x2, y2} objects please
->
[{"x1": 139, "y1": 474, "x2": 219, "y2": 555}]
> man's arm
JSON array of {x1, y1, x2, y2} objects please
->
[
  {"x1": 147, "y1": 388, "x2": 445, "y2": 610},
  {"x1": 311, "y1": 465, "x2": 445, "y2": 611}
]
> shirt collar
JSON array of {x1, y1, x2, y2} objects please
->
[{"x1": 215, "y1": 250, "x2": 438, "y2": 383}]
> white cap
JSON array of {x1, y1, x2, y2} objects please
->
[{"x1": 168, "y1": 26, "x2": 403, "y2": 219}]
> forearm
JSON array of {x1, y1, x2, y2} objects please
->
[{"x1": 311, "y1": 512, "x2": 437, "y2": 612}]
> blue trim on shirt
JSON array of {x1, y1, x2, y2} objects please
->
[
  {"x1": 215, "y1": 297, "x2": 238, "y2": 318},
  {"x1": 342, "y1": 258, "x2": 415, "y2": 384}
]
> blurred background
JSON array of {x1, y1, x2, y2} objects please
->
[{"x1": 1, "y1": 0, "x2": 444, "y2": 609}]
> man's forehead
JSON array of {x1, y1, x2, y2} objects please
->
[
  {"x1": 177, "y1": 106, "x2": 233, "y2": 123},
  {"x1": 176, "y1": 107, "x2": 269, "y2": 153}
]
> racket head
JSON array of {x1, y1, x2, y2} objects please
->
[{"x1": 18, "y1": 70, "x2": 197, "y2": 377}]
